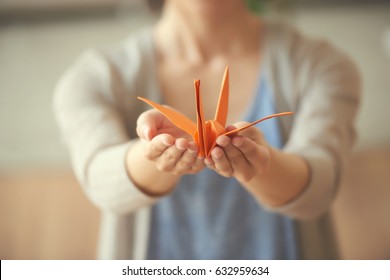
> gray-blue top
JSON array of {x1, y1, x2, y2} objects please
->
[{"x1": 147, "y1": 72, "x2": 299, "y2": 259}]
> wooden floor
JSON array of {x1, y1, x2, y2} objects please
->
[
  {"x1": 0, "y1": 169, "x2": 100, "y2": 259},
  {"x1": 332, "y1": 148, "x2": 390, "y2": 259},
  {"x1": 1, "y1": 148, "x2": 389, "y2": 259}
]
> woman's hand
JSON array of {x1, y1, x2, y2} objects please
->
[
  {"x1": 205, "y1": 122, "x2": 270, "y2": 183},
  {"x1": 136, "y1": 108, "x2": 205, "y2": 176}
]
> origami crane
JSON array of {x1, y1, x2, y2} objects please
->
[{"x1": 138, "y1": 67, "x2": 293, "y2": 157}]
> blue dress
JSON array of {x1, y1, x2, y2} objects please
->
[{"x1": 146, "y1": 71, "x2": 299, "y2": 259}]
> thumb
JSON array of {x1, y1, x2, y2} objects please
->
[
  {"x1": 136, "y1": 109, "x2": 160, "y2": 141},
  {"x1": 232, "y1": 121, "x2": 264, "y2": 142}
]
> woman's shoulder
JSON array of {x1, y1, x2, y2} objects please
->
[
  {"x1": 55, "y1": 27, "x2": 156, "y2": 105},
  {"x1": 69, "y1": 27, "x2": 154, "y2": 77},
  {"x1": 54, "y1": 28, "x2": 156, "y2": 109},
  {"x1": 107, "y1": 27, "x2": 155, "y2": 71},
  {"x1": 264, "y1": 19, "x2": 355, "y2": 69}
]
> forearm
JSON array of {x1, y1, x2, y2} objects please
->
[
  {"x1": 242, "y1": 147, "x2": 310, "y2": 207},
  {"x1": 126, "y1": 139, "x2": 181, "y2": 197}
]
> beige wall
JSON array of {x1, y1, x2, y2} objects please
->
[{"x1": 0, "y1": 3, "x2": 389, "y2": 259}]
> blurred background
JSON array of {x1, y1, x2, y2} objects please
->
[{"x1": 0, "y1": 0, "x2": 389, "y2": 259}]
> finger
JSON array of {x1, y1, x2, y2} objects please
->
[
  {"x1": 217, "y1": 134, "x2": 255, "y2": 181},
  {"x1": 216, "y1": 135, "x2": 250, "y2": 168},
  {"x1": 186, "y1": 142, "x2": 206, "y2": 173},
  {"x1": 175, "y1": 137, "x2": 189, "y2": 150},
  {"x1": 232, "y1": 121, "x2": 250, "y2": 128},
  {"x1": 225, "y1": 124, "x2": 237, "y2": 132},
  {"x1": 232, "y1": 122, "x2": 265, "y2": 143},
  {"x1": 224, "y1": 121, "x2": 249, "y2": 135},
  {"x1": 191, "y1": 155, "x2": 206, "y2": 173},
  {"x1": 181, "y1": 142, "x2": 205, "y2": 173},
  {"x1": 204, "y1": 156, "x2": 217, "y2": 174},
  {"x1": 156, "y1": 142, "x2": 187, "y2": 172},
  {"x1": 146, "y1": 133, "x2": 174, "y2": 160},
  {"x1": 204, "y1": 156, "x2": 215, "y2": 169},
  {"x1": 137, "y1": 109, "x2": 165, "y2": 140},
  {"x1": 174, "y1": 142, "x2": 198, "y2": 173},
  {"x1": 210, "y1": 146, "x2": 233, "y2": 177},
  {"x1": 232, "y1": 136, "x2": 270, "y2": 173}
]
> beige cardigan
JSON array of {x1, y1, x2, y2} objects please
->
[{"x1": 54, "y1": 21, "x2": 360, "y2": 259}]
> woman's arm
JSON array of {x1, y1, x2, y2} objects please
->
[
  {"x1": 54, "y1": 50, "x2": 160, "y2": 214},
  {"x1": 204, "y1": 124, "x2": 309, "y2": 208}
]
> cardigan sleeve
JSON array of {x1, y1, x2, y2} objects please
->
[
  {"x1": 265, "y1": 24, "x2": 361, "y2": 220},
  {"x1": 53, "y1": 49, "x2": 156, "y2": 214}
]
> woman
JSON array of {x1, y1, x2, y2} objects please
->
[{"x1": 54, "y1": 0, "x2": 360, "y2": 259}]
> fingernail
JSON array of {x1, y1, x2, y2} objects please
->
[
  {"x1": 212, "y1": 150, "x2": 223, "y2": 159},
  {"x1": 162, "y1": 138, "x2": 173, "y2": 146},
  {"x1": 188, "y1": 143, "x2": 198, "y2": 154},
  {"x1": 143, "y1": 127, "x2": 150, "y2": 140},
  {"x1": 226, "y1": 125, "x2": 236, "y2": 132},
  {"x1": 216, "y1": 136, "x2": 230, "y2": 147},
  {"x1": 232, "y1": 137, "x2": 243, "y2": 147},
  {"x1": 176, "y1": 143, "x2": 186, "y2": 151}
]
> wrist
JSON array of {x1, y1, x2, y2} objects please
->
[
  {"x1": 243, "y1": 147, "x2": 309, "y2": 207},
  {"x1": 125, "y1": 140, "x2": 180, "y2": 197}
]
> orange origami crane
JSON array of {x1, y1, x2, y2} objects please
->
[{"x1": 138, "y1": 67, "x2": 293, "y2": 157}]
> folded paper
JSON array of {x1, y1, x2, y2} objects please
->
[{"x1": 138, "y1": 66, "x2": 293, "y2": 157}]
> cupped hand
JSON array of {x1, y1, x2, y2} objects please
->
[
  {"x1": 204, "y1": 122, "x2": 271, "y2": 182},
  {"x1": 136, "y1": 108, "x2": 205, "y2": 175}
]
